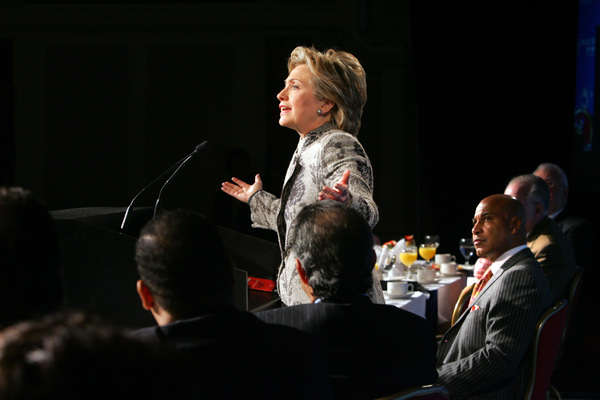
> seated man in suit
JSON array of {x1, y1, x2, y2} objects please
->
[
  {"x1": 0, "y1": 186, "x2": 63, "y2": 328},
  {"x1": 437, "y1": 194, "x2": 551, "y2": 399},
  {"x1": 504, "y1": 174, "x2": 577, "y2": 302},
  {"x1": 131, "y1": 209, "x2": 331, "y2": 399},
  {"x1": 255, "y1": 200, "x2": 438, "y2": 399},
  {"x1": 533, "y1": 162, "x2": 594, "y2": 270}
]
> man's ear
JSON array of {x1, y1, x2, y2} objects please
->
[
  {"x1": 509, "y1": 216, "x2": 522, "y2": 235},
  {"x1": 136, "y1": 280, "x2": 155, "y2": 311},
  {"x1": 295, "y1": 258, "x2": 315, "y2": 301}
]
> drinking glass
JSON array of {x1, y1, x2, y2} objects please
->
[
  {"x1": 459, "y1": 238, "x2": 475, "y2": 266},
  {"x1": 419, "y1": 243, "x2": 436, "y2": 265},
  {"x1": 424, "y1": 234, "x2": 440, "y2": 248},
  {"x1": 399, "y1": 245, "x2": 418, "y2": 279}
]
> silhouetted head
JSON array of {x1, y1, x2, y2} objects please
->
[
  {"x1": 504, "y1": 174, "x2": 550, "y2": 234},
  {"x1": 533, "y1": 162, "x2": 568, "y2": 215},
  {"x1": 0, "y1": 187, "x2": 62, "y2": 328},
  {"x1": 135, "y1": 209, "x2": 234, "y2": 320},
  {"x1": 0, "y1": 311, "x2": 189, "y2": 400}
]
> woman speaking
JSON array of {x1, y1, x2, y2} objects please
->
[{"x1": 221, "y1": 46, "x2": 380, "y2": 305}]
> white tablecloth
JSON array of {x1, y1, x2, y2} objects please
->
[
  {"x1": 384, "y1": 274, "x2": 467, "y2": 326},
  {"x1": 422, "y1": 274, "x2": 467, "y2": 326},
  {"x1": 383, "y1": 291, "x2": 428, "y2": 319}
]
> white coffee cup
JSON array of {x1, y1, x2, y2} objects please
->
[
  {"x1": 387, "y1": 280, "x2": 412, "y2": 296},
  {"x1": 435, "y1": 253, "x2": 456, "y2": 264},
  {"x1": 417, "y1": 268, "x2": 435, "y2": 284},
  {"x1": 441, "y1": 262, "x2": 458, "y2": 275}
]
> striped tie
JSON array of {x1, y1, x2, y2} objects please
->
[{"x1": 469, "y1": 267, "x2": 493, "y2": 306}]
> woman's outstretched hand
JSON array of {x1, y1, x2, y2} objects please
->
[
  {"x1": 221, "y1": 174, "x2": 263, "y2": 203},
  {"x1": 318, "y1": 169, "x2": 350, "y2": 203}
]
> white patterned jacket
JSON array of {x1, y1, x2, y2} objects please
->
[{"x1": 248, "y1": 122, "x2": 381, "y2": 305}]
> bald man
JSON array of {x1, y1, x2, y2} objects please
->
[
  {"x1": 437, "y1": 194, "x2": 551, "y2": 399},
  {"x1": 505, "y1": 174, "x2": 577, "y2": 302}
]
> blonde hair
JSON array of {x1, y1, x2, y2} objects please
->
[{"x1": 288, "y1": 46, "x2": 367, "y2": 136}]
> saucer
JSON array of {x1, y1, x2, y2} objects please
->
[
  {"x1": 417, "y1": 277, "x2": 440, "y2": 284},
  {"x1": 384, "y1": 290, "x2": 414, "y2": 299},
  {"x1": 441, "y1": 272, "x2": 463, "y2": 277}
]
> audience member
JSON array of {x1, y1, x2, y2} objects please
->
[
  {"x1": 131, "y1": 209, "x2": 331, "y2": 399},
  {"x1": 532, "y1": 165, "x2": 597, "y2": 389},
  {"x1": 0, "y1": 310, "x2": 189, "y2": 400},
  {"x1": 0, "y1": 186, "x2": 63, "y2": 328},
  {"x1": 255, "y1": 200, "x2": 437, "y2": 399},
  {"x1": 437, "y1": 194, "x2": 551, "y2": 399},
  {"x1": 504, "y1": 174, "x2": 577, "y2": 302},
  {"x1": 533, "y1": 162, "x2": 594, "y2": 269}
]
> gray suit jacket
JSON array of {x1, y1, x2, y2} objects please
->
[
  {"x1": 436, "y1": 248, "x2": 551, "y2": 399},
  {"x1": 248, "y1": 122, "x2": 381, "y2": 305}
]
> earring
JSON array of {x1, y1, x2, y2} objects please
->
[{"x1": 317, "y1": 109, "x2": 322, "y2": 116}]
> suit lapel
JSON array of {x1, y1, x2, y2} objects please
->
[{"x1": 453, "y1": 248, "x2": 532, "y2": 325}]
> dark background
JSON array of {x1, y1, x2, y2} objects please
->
[
  {"x1": 0, "y1": 0, "x2": 598, "y2": 393},
  {"x1": 1, "y1": 1, "x2": 593, "y2": 257}
]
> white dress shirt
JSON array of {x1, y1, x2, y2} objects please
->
[{"x1": 489, "y1": 244, "x2": 529, "y2": 276}]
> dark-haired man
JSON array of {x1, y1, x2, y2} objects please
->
[
  {"x1": 0, "y1": 186, "x2": 63, "y2": 328},
  {"x1": 132, "y1": 209, "x2": 331, "y2": 399},
  {"x1": 255, "y1": 200, "x2": 437, "y2": 399},
  {"x1": 504, "y1": 174, "x2": 577, "y2": 302},
  {"x1": 437, "y1": 194, "x2": 551, "y2": 399}
]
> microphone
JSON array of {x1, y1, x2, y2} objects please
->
[
  {"x1": 120, "y1": 141, "x2": 208, "y2": 232},
  {"x1": 153, "y1": 141, "x2": 208, "y2": 218}
]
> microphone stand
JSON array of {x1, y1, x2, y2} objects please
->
[{"x1": 120, "y1": 141, "x2": 207, "y2": 232}]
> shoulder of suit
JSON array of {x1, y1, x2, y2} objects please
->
[
  {"x1": 559, "y1": 215, "x2": 593, "y2": 230},
  {"x1": 528, "y1": 233, "x2": 552, "y2": 253},
  {"x1": 317, "y1": 128, "x2": 358, "y2": 145},
  {"x1": 501, "y1": 255, "x2": 545, "y2": 286}
]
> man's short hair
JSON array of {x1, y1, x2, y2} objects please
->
[
  {"x1": 0, "y1": 187, "x2": 62, "y2": 327},
  {"x1": 135, "y1": 209, "x2": 233, "y2": 318},
  {"x1": 0, "y1": 311, "x2": 189, "y2": 399},
  {"x1": 534, "y1": 162, "x2": 569, "y2": 192},
  {"x1": 507, "y1": 174, "x2": 550, "y2": 212},
  {"x1": 287, "y1": 200, "x2": 374, "y2": 301}
]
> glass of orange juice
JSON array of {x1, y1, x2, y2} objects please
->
[
  {"x1": 419, "y1": 243, "x2": 437, "y2": 265},
  {"x1": 399, "y1": 245, "x2": 418, "y2": 279}
]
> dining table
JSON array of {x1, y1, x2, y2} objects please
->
[{"x1": 384, "y1": 270, "x2": 468, "y2": 332}]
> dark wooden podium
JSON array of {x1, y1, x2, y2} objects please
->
[{"x1": 51, "y1": 207, "x2": 281, "y2": 329}]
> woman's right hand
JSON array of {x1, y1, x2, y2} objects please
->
[{"x1": 221, "y1": 174, "x2": 263, "y2": 203}]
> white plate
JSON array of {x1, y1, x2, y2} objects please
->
[
  {"x1": 459, "y1": 264, "x2": 474, "y2": 271},
  {"x1": 384, "y1": 290, "x2": 414, "y2": 299}
]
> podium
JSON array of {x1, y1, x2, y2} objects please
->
[{"x1": 51, "y1": 207, "x2": 281, "y2": 329}]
